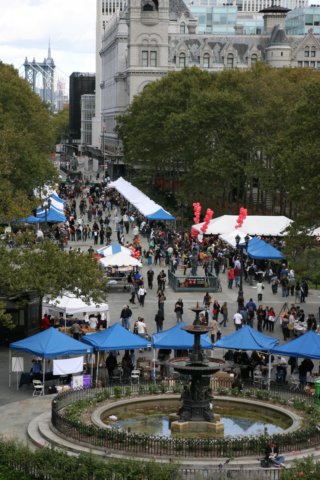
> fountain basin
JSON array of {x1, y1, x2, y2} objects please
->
[{"x1": 93, "y1": 395, "x2": 299, "y2": 439}]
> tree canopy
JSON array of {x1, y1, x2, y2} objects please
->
[
  {"x1": 0, "y1": 63, "x2": 105, "y2": 329},
  {"x1": 116, "y1": 65, "x2": 320, "y2": 228},
  {"x1": 0, "y1": 62, "x2": 57, "y2": 222}
]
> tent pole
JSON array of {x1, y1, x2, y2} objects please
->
[
  {"x1": 153, "y1": 348, "x2": 156, "y2": 384},
  {"x1": 9, "y1": 350, "x2": 12, "y2": 388},
  {"x1": 268, "y1": 353, "x2": 271, "y2": 391},
  {"x1": 43, "y1": 358, "x2": 45, "y2": 395},
  {"x1": 96, "y1": 351, "x2": 100, "y2": 387}
]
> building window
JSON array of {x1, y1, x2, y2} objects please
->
[
  {"x1": 298, "y1": 61, "x2": 303, "y2": 67},
  {"x1": 251, "y1": 53, "x2": 258, "y2": 65},
  {"x1": 311, "y1": 46, "x2": 316, "y2": 57},
  {"x1": 203, "y1": 53, "x2": 210, "y2": 68},
  {"x1": 180, "y1": 22, "x2": 186, "y2": 34},
  {"x1": 227, "y1": 53, "x2": 234, "y2": 68},
  {"x1": 305, "y1": 47, "x2": 310, "y2": 57},
  {"x1": 281, "y1": 52, "x2": 283, "y2": 56},
  {"x1": 317, "y1": 61, "x2": 320, "y2": 69},
  {"x1": 142, "y1": 51, "x2": 148, "y2": 67},
  {"x1": 150, "y1": 51, "x2": 157, "y2": 67},
  {"x1": 304, "y1": 61, "x2": 309, "y2": 67},
  {"x1": 179, "y1": 53, "x2": 186, "y2": 68},
  {"x1": 310, "y1": 61, "x2": 315, "y2": 68}
]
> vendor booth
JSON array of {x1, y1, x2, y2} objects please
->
[
  {"x1": 82, "y1": 323, "x2": 149, "y2": 382},
  {"x1": 9, "y1": 327, "x2": 93, "y2": 393},
  {"x1": 214, "y1": 326, "x2": 279, "y2": 389},
  {"x1": 108, "y1": 177, "x2": 175, "y2": 220},
  {"x1": 194, "y1": 215, "x2": 292, "y2": 236},
  {"x1": 43, "y1": 293, "x2": 110, "y2": 328}
]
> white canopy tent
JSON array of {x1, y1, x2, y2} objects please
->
[
  {"x1": 194, "y1": 215, "x2": 292, "y2": 236},
  {"x1": 108, "y1": 177, "x2": 175, "y2": 220},
  {"x1": 219, "y1": 229, "x2": 250, "y2": 248},
  {"x1": 99, "y1": 252, "x2": 142, "y2": 268},
  {"x1": 43, "y1": 293, "x2": 110, "y2": 325}
]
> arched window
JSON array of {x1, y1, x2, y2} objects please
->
[
  {"x1": 305, "y1": 46, "x2": 310, "y2": 57},
  {"x1": 227, "y1": 53, "x2": 234, "y2": 68},
  {"x1": 180, "y1": 22, "x2": 186, "y2": 34},
  {"x1": 203, "y1": 53, "x2": 210, "y2": 68},
  {"x1": 311, "y1": 46, "x2": 316, "y2": 57},
  {"x1": 179, "y1": 53, "x2": 186, "y2": 68},
  {"x1": 141, "y1": 0, "x2": 158, "y2": 11},
  {"x1": 251, "y1": 53, "x2": 258, "y2": 65}
]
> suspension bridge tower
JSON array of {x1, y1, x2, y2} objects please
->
[{"x1": 24, "y1": 44, "x2": 55, "y2": 109}]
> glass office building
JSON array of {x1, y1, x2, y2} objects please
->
[{"x1": 286, "y1": 6, "x2": 320, "y2": 35}]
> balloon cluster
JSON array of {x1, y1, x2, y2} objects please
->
[
  {"x1": 129, "y1": 246, "x2": 140, "y2": 259},
  {"x1": 235, "y1": 207, "x2": 248, "y2": 229},
  {"x1": 191, "y1": 227, "x2": 199, "y2": 239},
  {"x1": 200, "y1": 208, "x2": 214, "y2": 233},
  {"x1": 193, "y1": 202, "x2": 202, "y2": 224}
]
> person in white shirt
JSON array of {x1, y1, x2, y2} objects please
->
[
  {"x1": 83, "y1": 312, "x2": 90, "y2": 324},
  {"x1": 89, "y1": 316, "x2": 98, "y2": 330},
  {"x1": 135, "y1": 317, "x2": 147, "y2": 338},
  {"x1": 138, "y1": 285, "x2": 147, "y2": 307},
  {"x1": 233, "y1": 311, "x2": 243, "y2": 331}
]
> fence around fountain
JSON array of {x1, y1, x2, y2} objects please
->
[{"x1": 51, "y1": 380, "x2": 320, "y2": 458}]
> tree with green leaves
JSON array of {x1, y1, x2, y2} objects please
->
[
  {"x1": 0, "y1": 240, "x2": 109, "y2": 329},
  {"x1": 0, "y1": 62, "x2": 57, "y2": 223},
  {"x1": 0, "y1": 63, "x2": 107, "y2": 329},
  {"x1": 51, "y1": 107, "x2": 69, "y2": 146},
  {"x1": 117, "y1": 64, "x2": 320, "y2": 221}
]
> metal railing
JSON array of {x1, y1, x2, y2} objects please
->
[
  {"x1": 168, "y1": 270, "x2": 221, "y2": 293},
  {"x1": 52, "y1": 380, "x2": 320, "y2": 458}
]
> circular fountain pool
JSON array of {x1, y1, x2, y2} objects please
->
[{"x1": 99, "y1": 397, "x2": 294, "y2": 439}]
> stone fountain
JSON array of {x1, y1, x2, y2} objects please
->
[{"x1": 170, "y1": 303, "x2": 224, "y2": 433}]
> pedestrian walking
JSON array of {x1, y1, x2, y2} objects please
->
[
  {"x1": 158, "y1": 289, "x2": 166, "y2": 315},
  {"x1": 147, "y1": 267, "x2": 154, "y2": 289},
  {"x1": 155, "y1": 309, "x2": 164, "y2": 332},
  {"x1": 257, "y1": 279, "x2": 264, "y2": 302},
  {"x1": 233, "y1": 311, "x2": 243, "y2": 331},
  {"x1": 219, "y1": 302, "x2": 228, "y2": 327},
  {"x1": 174, "y1": 299, "x2": 184, "y2": 323},
  {"x1": 138, "y1": 285, "x2": 147, "y2": 307},
  {"x1": 120, "y1": 305, "x2": 132, "y2": 330}
]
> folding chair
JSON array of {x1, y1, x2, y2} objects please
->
[
  {"x1": 131, "y1": 369, "x2": 140, "y2": 385},
  {"x1": 288, "y1": 375, "x2": 301, "y2": 391},
  {"x1": 32, "y1": 379, "x2": 44, "y2": 396}
]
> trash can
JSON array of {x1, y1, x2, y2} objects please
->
[{"x1": 314, "y1": 378, "x2": 320, "y2": 405}]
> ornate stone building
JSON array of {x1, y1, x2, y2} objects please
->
[{"x1": 98, "y1": 0, "x2": 320, "y2": 160}]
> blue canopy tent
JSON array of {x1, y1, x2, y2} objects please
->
[
  {"x1": 152, "y1": 321, "x2": 212, "y2": 350},
  {"x1": 18, "y1": 193, "x2": 66, "y2": 224},
  {"x1": 245, "y1": 237, "x2": 284, "y2": 260},
  {"x1": 152, "y1": 321, "x2": 212, "y2": 381},
  {"x1": 97, "y1": 242, "x2": 132, "y2": 256},
  {"x1": 82, "y1": 323, "x2": 149, "y2": 380},
  {"x1": 214, "y1": 326, "x2": 278, "y2": 351},
  {"x1": 82, "y1": 323, "x2": 149, "y2": 351},
  {"x1": 214, "y1": 326, "x2": 279, "y2": 389},
  {"x1": 9, "y1": 327, "x2": 93, "y2": 391},
  {"x1": 271, "y1": 330, "x2": 320, "y2": 359},
  {"x1": 146, "y1": 209, "x2": 175, "y2": 221},
  {"x1": 24, "y1": 207, "x2": 66, "y2": 224}
]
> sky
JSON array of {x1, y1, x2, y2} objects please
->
[{"x1": 0, "y1": 0, "x2": 96, "y2": 88}]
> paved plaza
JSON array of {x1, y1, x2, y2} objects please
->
[{"x1": 0, "y1": 196, "x2": 319, "y2": 450}]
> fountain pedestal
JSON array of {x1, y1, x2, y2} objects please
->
[{"x1": 170, "y1": 304, "x2": 224, "y2": 434}]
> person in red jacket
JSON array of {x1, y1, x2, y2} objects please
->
[
  {"x1": 227, "y1": 267, "x2": 235, "y2": 289},
  {"x1": 40, "y1": 314, "x2": 50, "y2": 330}
]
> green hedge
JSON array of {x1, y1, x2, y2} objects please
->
[{"x1": 0, "y1": 437, "x2": 180, "y2": 480}]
